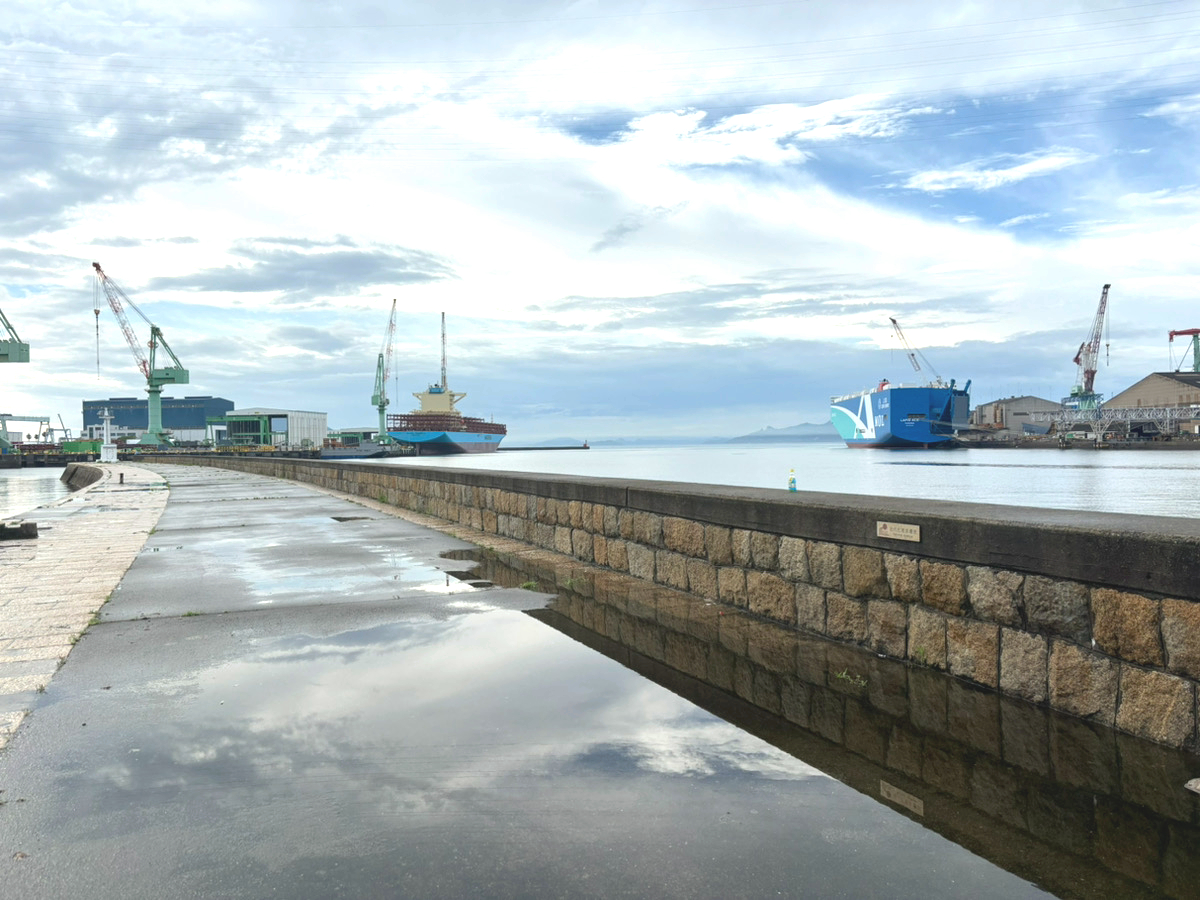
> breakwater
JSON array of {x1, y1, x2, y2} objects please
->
[{"x1": 145, "y1": 454, "x2": 1200, "y2": 754}]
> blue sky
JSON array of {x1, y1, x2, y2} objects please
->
[{"x1": 3, "y1": 0, "x2": 1200, "y2": 440}]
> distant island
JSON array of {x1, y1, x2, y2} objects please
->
[
  {"x1": 725, "y1": 422, "x2": 840, "y2": 443},
  {"x1": 525, "y1": 422, "x2": 840, "y2": 448}
]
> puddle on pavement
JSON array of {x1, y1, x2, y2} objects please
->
[
  {"x1": 453, "y1": 547, "x2": 1200, "y2": 900},
  {"x1": 9, "y1": 546, "x2": 1199, "y2": 899},
  {"x1": 13, "y1": 607, "x2": 1047, "y2": 900}
]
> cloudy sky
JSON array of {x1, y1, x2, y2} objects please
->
[{"x1": 4, "y1": 0, "x2": 1200, "y2": 441}]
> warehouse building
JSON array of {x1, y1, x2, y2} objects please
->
[
  {"x1": 205, "y1": 408, "x2": 327, "y2": 449},
  {"x1": 1104, "y1": 372, "x2": 1200, "y2": 435},
  {"x1": 1106, "y1": 372, "x2": 1200, "y2": 409},
  {"x1": 82, "y1": 396, "x2": 234, "y2": 444},
  {"x1": 969, "y1": 395, "x2": 1061, "y2": 437}
]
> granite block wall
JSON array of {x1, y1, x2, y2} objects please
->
[{"x1": 148, "y1": 455, "x2": 1200, "y2": 752}]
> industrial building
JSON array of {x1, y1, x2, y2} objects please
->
[
  {"x1": 82, "y1": 396, "x2": 234, "y2": 444},
  {"x1": 206, "y1": 408, "x2": 327, "y2": 449},
  {"x1": 1106, "y1": 372, "x2": 1200, "y2": 409},
  {"x1": 969, "y1": 395, "x2": 1062, "y2": 436}
]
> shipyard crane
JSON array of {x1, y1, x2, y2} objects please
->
[
  {"x1": 0, "y1": 306, "x2": 30, "y2": 363},
  {"x1": 888, "y1": 317, "x2": 944, "y2": 386},
  {"x1": 92, "y1": 262, "x2": 189, "y2": 447},
  {"x1": 1067, "y1": 284, "x2": 1111, "y2": 410},
  {"x1": 371, "y1": 299, "x2": 397, "y2": 444},
  {"x1": 1170, "y1": 328, "x2": 1200, "y2": 373}
]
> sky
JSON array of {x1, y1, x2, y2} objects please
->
[{"x1": 3, "y1": 0, "x2": 1200, "y2": 442}]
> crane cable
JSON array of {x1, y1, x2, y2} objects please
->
[{"x1": 93, "y1": 278, "x2": 101, "y2": 378}]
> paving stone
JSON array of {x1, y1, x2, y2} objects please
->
[{"x1": 0, "y1": 464, "x2": 167, "y2": 746}]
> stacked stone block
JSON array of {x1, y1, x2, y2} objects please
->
[{"x1": 152, "y1": 454, "x2": 1200, "y2": 753}]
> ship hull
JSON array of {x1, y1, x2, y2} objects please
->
[
  {"x1": 319, "y1": 440, "x2": 411, "y2": 460},
  {"x1": 830, "y1": 384, "x2": 969, "y2": 449},
  {"x1": 387, "y1": 430, "x2": 504, "y2": 455}
]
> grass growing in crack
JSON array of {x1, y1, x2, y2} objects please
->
[
  {"x1": 182, "y1": 611, "x2": 201, "y2": 617},
  {"x1": 833, "y1": 669, "x2": 867, "y2": 688},
  {"x1": 520, "y1": 581, "x2": 538, "y2": 590}
]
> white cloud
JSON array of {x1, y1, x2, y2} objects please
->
[
  {"x1": 903, "y1": 147, "x2": 1098, "y2": 193},
  {"x1": 999, "y1": 213, "x2": 1049, "y2": 228},
  {"x1": 1143, "y1": 94, "x2": 1200, "y2": 125},
  {"x1": 4, "y1": 1, "x2": 1200, "y2": 439}
]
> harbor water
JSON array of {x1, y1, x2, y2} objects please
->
[
  {"x1": 5, "y1": 443, "x2": 1197, "y2": 521},
  {"x1": 369, "y1": 441, "x2": 1200, "y2": 520},
  {"x1": 0, "y1": 467, "x2": 70, "y2": 520}
]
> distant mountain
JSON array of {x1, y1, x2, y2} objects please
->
[
  {"x1": 521, "y1": 425, "x2": 841, "y2": 448},
  {"x1": 587, "y1": 436, "x2": 715, "y2": 447},
  {"x1": 507, "y1": 437, "x2": 589, "y2": 447},
  {"x1": 726, "y1": 422, "x2": 840, "y2": 443}
]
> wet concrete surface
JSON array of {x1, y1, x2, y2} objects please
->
[{"x1": 0, "y1": 465, "x2": 1062, "y2": 897}]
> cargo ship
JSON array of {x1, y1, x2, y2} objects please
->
[
  {"x1": 386, "y1": 314, "x2": 507, "y2": 455},
  {"x1": 830, "y1": 378, "x2": 971, "y2": 448},
  {"x1": 829, "y1": 318, "x2": 970, "y2": 448}
]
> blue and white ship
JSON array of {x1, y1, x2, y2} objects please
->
[
  {"x1": 830, "y1": 318, "x2": 970, "y2": 448},
  {"x1": 830, "y1": 379, "x2": 970, "y2": 448}
]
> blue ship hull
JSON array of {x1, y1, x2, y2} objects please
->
[
  {"x1": 386, "y1": 430, "x2": 505, "y2": 455},
  {"x1": 830, "y1": 383, "x2": 970, "y2": 448}
]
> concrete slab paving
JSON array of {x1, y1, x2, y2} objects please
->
[
  {"x1": 0, "y1": 460, "x2": 553, "y2": 754},
  {"x1": 0, "y1": 463, "x2": 167, "y2": 750}
]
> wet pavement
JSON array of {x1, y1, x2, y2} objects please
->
[{"x1": 0, "y1": 464, "x2": 1196, "y2": 897}]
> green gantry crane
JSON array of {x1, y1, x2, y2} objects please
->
[
  {"x1": 1, "y1": 306, "x2": 30, "y2": 451},
  {"x1": 371, "y1": 299, "x2": 397, "y2": 444},
  {"x1": 92, "y1": 262, "x2": 189, "y2": 447},
  {"x1": 0, "y1": 306, "x2": 30, "y2": 363}
]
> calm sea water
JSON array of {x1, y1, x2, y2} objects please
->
[
  {"x1": 0, "y1": 467, "x2": 69, "y2": 520},
  {"x1": 6, "y1": 442, "x2": 1197, "y2": 521},
  {"x1": 370, "y1": 441, "x2": 1200, "y2": 520}
]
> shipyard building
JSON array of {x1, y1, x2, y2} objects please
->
[
  {"x1": 206, "y1": 408, "x2": 328, "y2": 449},
  {"x1": 969, "y1": 395, "x2": 1061, "y2": 437},
  {"x1": 1106, "y1": 372, "x2": 1200, "y2": 409},
  {"x1": 82, "y1": 396, "x2": 234, "y2": 444}
]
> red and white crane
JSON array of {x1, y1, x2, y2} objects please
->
[
  {"x1": 92, "y1": 262, "x2": 189, "y2": 447},
  {"x1": 1067, "y1": 284, "x2": 1110, "y2": 410}
]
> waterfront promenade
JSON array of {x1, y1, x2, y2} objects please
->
[
  {"x1": 0, "y1": 464, "x2": 167, "y2": 749},
  {"x1": 2, "y1": 462, "x2": 1198, "y2": 898},
  {"x1": 0, "y1": 462, "x2": 544, "y2": 750}
]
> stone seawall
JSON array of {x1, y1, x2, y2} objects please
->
[
  {"x1": 61, "y1": 461, "x2": 105, "y2": 490},
  {"x1": 148, "y1": 455, "x2": 1200, "y2": 753}
]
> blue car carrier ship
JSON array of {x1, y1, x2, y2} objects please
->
[{"x1": 830, "y1": 318, "x2": 971, "y2": 448}]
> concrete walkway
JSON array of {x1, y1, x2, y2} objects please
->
[
  {"x1": 0, "y1": 462, "x2": 566, "y2": 752},
  {"x1": 0, "y1": 464, "x2": 168, "y2": 749}
]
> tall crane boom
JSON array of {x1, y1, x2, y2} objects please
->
[
  {"x1": 92, "y1": 262, "x2": 189, "y2": 447},
  {"x1": 372, "y1": 299, "x2": 397, "y2": 444},
  {"x1": 888, "y1": 317, "x2": 943, "y2": 385},
  {"x1": 1072, "y1": 284, "x2": 1110, "y2": 397},
  {"x1": 93, "y1": 263, "x2": 150, "y2": 378}
]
